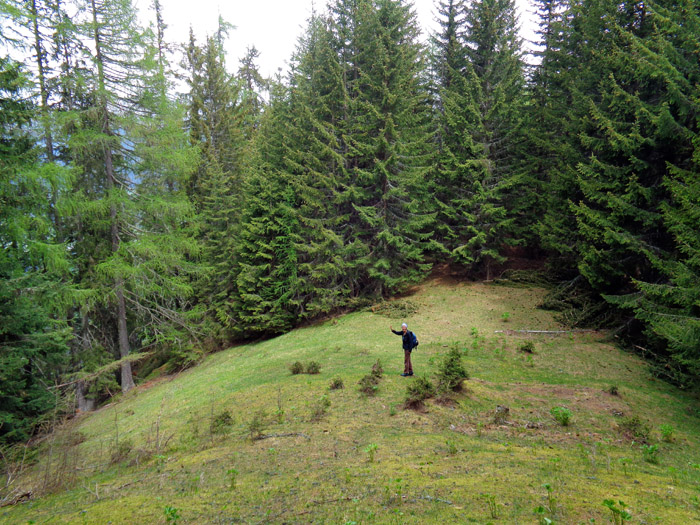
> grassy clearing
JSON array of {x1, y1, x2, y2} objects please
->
[{"x1": 2, "y1": 278, "x2": 700, "y2": 523}]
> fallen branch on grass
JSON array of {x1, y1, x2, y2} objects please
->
[
  {"x1": 255, "y1": 432, "x2": 311, "y2": 441},
  {"x1": 0, "y1": 490, "x2": 32, "y2": 508},
  {"x1": 418, "y1": 494, "x2": 453, "y2": 505},
  {"x1": 494, "y1": 329, "x2": 598, "y2": 335}
]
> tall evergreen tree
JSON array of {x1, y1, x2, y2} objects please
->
[
  {"x1": 184, "y1": 24, "x2": 252, "y2": 338},
  {"x1": 432, "y1": 0, "x2": 528, "y2": 278},
  {"x1": 64, "y1": 0, "x2": 200, "y2": 393},
  {"x1": 0, "y1": 57, "x2": 73, "y2": 443},
  {"x1": 527, "y1": 0, "x2": 581, "y2": 265},
  {"x1": 597, "y1": 0, "x2": 700, "y2": 381},
  {"x1": 231, "y1": 79, "x2": 302, "y2": 336},
  {"x1": 343, "y1": 0, "x2": 434, "y2": 294}
]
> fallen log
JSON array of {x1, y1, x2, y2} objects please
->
[{"x1": 494, "y1": 329, "x2": 598, "y2": 334}]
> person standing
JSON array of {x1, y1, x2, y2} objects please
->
[{"x1": 391, "y1": 323, "x2": 417, "y2": 376}]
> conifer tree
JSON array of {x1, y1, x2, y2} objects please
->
[
  {"x1": 184, "y1": 26, "x2": 250, "y2": 338},
  {"x1": 64, "y1": 0, "x2": 200, "y2": 393},
  {"x1": 231, "y1": 79, "x2": 302, "y2": 336},
  {"x1": 432, "y1": 0, "x2": 528, "y2": 278},
  {"x1": 343, "y1": 0, "x2": 434, "y2": 294},
  {"x1": 527, "y1": 0, "x2": 581, "y2": 265},
  {"x1": 569, "y1": 0, "x2": 696, "y2": 294},
  {"x1": 0, "y1": 57, "x2": 73, "y2": 442},
  {"x1": 596, "y1": 0, "x2": 700, "y2": 380}
]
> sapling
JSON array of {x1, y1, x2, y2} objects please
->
[
  {"x1": 641, "y1": 443, "x2": 660, "y2": 464},
  {"x1": 603, "y1": 499, "x2": 631, "y2": 524},
  {"x1": 164, "y1": 506, "x2": 180, "y2": 524},
  {"x1": 364, "y1": 443, "x2": 378, "y2": 463},
  {"x1": 659, "y1": 424, "x2": 675, "y2": 442},
  {"x1": 543, "y1": 483, "x2": 556, "y2": 514},
  {"x1": 482, "y1": 493, "x2": 498, "y2": 518}
]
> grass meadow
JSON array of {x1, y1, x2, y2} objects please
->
[{"x1": 2, "y1": 277, "x2": 700, "y2": 523}]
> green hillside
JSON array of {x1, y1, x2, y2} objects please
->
[{"x1": 2, "y1": 279, "x2": 699, "y2": 524}]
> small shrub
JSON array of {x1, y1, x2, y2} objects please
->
[
  {"x1": 305, "y1": 361, "x2": 321, "y2": 374},
  {"x1": 310, "y1": 395, "x2": 331, "y2": 421},
  {"x1": 493, "y1": 405, "x2": 510, "y2": 425},
  {"x1": 519, "y1": 341, "x2": 535, "y2": 353},
  {"x1": 404, "y1": 376, "x2": 435, "y2": 409},
  {"x1": 603, "y1": 499, "x2": 632, "y2": 524},
  {"x1": 210, "y1": 410, "x2": 233, "y2": 435},
  {"x1": 289, "y1": 361, "x2": 304, "y2": 375},
  {"x1": 436, "y1": 347, "x2": 469, "y2": 393},
  {"x1": 641, "y1": 443, "x2": 660, "y2": 464},
  {"x1": 164, "y1": 506, "x2": 180, "y2": 524},
  {"x1": 329, "y1": 377, "x2": 344, "y2": 390},
  {"x1": 246, "y1": 410, "x2": 267, "y2": 441},
  {"x1": 358, "y1": 373, "x2": 379, "y2": 396},
  {"x1": 618, "y1": 415, "x2": 650, "y2": 442},
  {"x1": 501, "y1": 312, "x2": 510, "y2": 322},
  {"x1": 607, "y1": 385, "x2": 619, "y2": 396},
  {"x1": 551, "y1": 406, "x2": 572, "y2": 426},
  {"x1": 659, "y1": 424, "x2": 675, "y2": 443},
  {"x1": 364, "y1": 443, "x2": 378, "y2": 463},
  {"x1": 110, "y1": 439, "x2": 133, "y2": 465},
  {"x1": 371, "y1": 359, "x2": 384, "y2": 379}
]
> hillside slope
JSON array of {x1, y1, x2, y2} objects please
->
[{"x1": 2, "y1": 279, "x2": 700, "y2": 523}]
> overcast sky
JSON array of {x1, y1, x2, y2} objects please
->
[{"x1": 135, "y1": 0, "x2": 539, "y2": 79}]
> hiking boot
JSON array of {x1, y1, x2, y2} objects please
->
[{"x1": 400, "y1": 373, "x2": 409, "y2": 376}]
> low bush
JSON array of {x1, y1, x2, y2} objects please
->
[
  {"x1": 519, "y1": 341, "x2": 535, "y2": 353},
  {"x1": 404, "y1": 376, "x2": 435, "y2": 409},
  {"x1": 329, "y1": 377, "x2": 344, "y2": 390},
  {"x1": 436, "y1": 347, "x2": 469, "y2": 393},
  {"x1": 289, "y1": 361, "x2": 304, "y2": 375},
  {"x1": 618, "y1": 415, "x2": 650, "y2": 442},
  {"x1": 371, "y1": 359, "x2": 384, "y2": 379},
  {"x1": 305, "y1": 361, "x2": 321, "y2": 374},
  {"x1": 358, "y1": 373, "x2": 380, "y2": 396},
  {"x1": 551, "y1": 406, "x2": 572, "y2": 426},
  {"x1": 310, "y1": 395, "x2": 331, "y2": 421},
  {"x1": 210, "y1": 410, "x2": 233, "y2": 435}
]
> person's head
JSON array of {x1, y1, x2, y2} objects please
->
[{"x1": 401, "y1": 323, "x2": 407, "y2": 333}]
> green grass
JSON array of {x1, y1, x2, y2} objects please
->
[{"x1": 2, "y1": 278, "x2": 700, "y2": 523}]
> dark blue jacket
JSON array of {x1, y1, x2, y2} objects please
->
[{"x1": 392, "y1": 329, "x2": 416, "y2": 351}]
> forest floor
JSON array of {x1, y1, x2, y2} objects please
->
[{"x1": 2, "y1": 277, "x2": 700, "y2": 524}]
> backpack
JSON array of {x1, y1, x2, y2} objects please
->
[{"x1": 410, "y1": 331, "x2": 419, "y2": 349}]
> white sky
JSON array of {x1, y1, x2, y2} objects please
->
[{"x1": 135, "y1": 0, "x2": 539, "y2": 79}]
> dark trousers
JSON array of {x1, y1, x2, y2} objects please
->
[{"x1": 404, "y1": 350, "x2": 413, "y2": 374}]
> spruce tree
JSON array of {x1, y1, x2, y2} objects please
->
[
  {"x1": 0, "y1": 57, "x2": 73, "y2": 443},
  {"x1": 231, "y1": 79, "x2": 302, "y2": 336},
  {"x1": 600, "y1": 0, "x2": 700, "y2": 381},
  {"x1": 569, "y1": 0, "x2": 696, "y2": 294},
  {"x1": 184, "y1": 26, "x2": 250, "y2": 338},
  {"x1": 343, "y1": 0, "x2": 434, "y2": 294},
  {"x1": 432, "y1": 0, "x2": 528, "y2": 278}
]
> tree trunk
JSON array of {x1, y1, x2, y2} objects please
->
[
  {"x1": 76, "y1": 381, "x2": 96, "y2": 412},
  {"x1": 92, "y1": 0, "x2": 135, "y2": 393}
]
